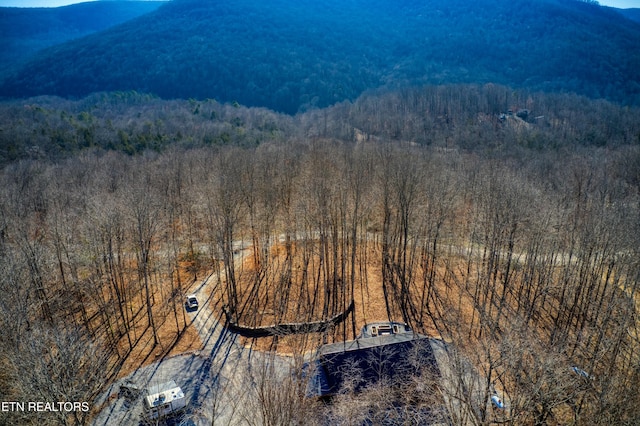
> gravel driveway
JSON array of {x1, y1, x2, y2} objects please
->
[{"x1": 92, "y1": 264, "x2": 295, "y2": 426}]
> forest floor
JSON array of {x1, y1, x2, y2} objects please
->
[
  {"x1": 104, "y1": 235, "x2": 518, "y2": 385},
  {"x1": 228, "y1": 240, "x2": 460, "y2": 355},
  {"x1": 107, "y1": 262, "x2": 208, "y2": 381},
  {"x1": 105, "y1": 235, "x2": 484, "y2": 383},
  {"x1": 92, "y1": 243, "x2": 297, "y2": 426},
  {"x1": 113, "y1": 313, "x2": 203, "y2": 379},
  {"x1": 91, "y1": 238, "x2": 532, "y2": 425}
]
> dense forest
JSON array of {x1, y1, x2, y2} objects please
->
[
  {"x1": 0, "y1": 84, "x2": 639, "y2": 424},
  {"x1": 0, "y1": 1, "x2": 164, "y2": 79},
  {"x1": 1, "y1": 2, "x2": 640, "y2": 424},
  {"x1": 619, "y1": 7, "x2": 640, "y2": 23},
  {"x1": 2, "y1": 84, "x2": 640, "y2": 165},
  {"x1": 1, "y1": 0, "x2": 639, "y2": 113}
]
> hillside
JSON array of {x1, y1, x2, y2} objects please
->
[
  {"x1": 2, "y1": 84, "x2": 639, "y2": 165},
  {"x1": 1, "y1": 0, "x2": 639, "y2": 113},
  {"x1": 0, "y1": 88, "x2": 638, "y2": 422},
  {"x1": 0, "y1": 1, "x2": 164, "y2": 78},
  {"x1": 619, "y1": 7, "x2": 640, "y2": 23}
]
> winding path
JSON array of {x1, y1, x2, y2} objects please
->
[{"x1": 91, "y1": 244, "x2": 294, "y2": 426}]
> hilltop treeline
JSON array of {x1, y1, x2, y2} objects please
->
[
  {"x1": 1, "y1": 84, "x2": 639, "y2": 165},
  {"x1": 0, "y1": 85, "x2": 639, "y2": 424},
  {"x1": 2, "y1": 0, "x2": 639, "y2": 112}
]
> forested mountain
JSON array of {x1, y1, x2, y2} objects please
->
[
  {"x1": 0, "y1": 1, "x2": 164, "y2": 79},
  {"x1": 1, "y1": 2, "x2": 640, "y2": 421},
  {"x1": 1, "y1": 0, "x2": 639, "y2": 113}
]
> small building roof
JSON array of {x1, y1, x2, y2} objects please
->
[
  {"x1": 318, "y1": 330, "x2": 423, "y2": 356},
  {"x1": 309, "y1": 332, "x2": 440, "y2": 397}
]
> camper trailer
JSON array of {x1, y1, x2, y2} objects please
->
[{"x1": 142, "y1": 380, "x2": 187, "y2": 420}]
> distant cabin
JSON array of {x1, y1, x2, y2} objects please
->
[{"x1": 306, "y1": 322, "x2": 440, "y2": 397}]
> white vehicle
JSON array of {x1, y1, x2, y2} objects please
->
[
  {"x1": 491, "y1": 394, "x2": 505, "y2": 409},
  {"x1": 142, "y1": 380, "x2": 187, "y2": 420},
  {"x1": 571, "y1": 366, "x2": 592, "y2": 380},
  {"x1": 185, "y1": 294, "x2": 199, "y2": 310}
]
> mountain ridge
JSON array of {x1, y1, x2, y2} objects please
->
[
  {"x1": 0, "y1": 1, "x2": 164, "y2": 78},
  {"x1": 618, "y1": 7, "x2": 640, "y2": 23},
  {"x1": 2, "y1": 0, "x2": 639, "y2": 114}
]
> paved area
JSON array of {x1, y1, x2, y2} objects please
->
[{"x1": 91, "y1": 256, "x2": 295, "y2": 426}]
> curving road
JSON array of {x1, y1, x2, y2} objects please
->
[{"x1": 91, "y1": 244, "x2": 294, "y2": 426}]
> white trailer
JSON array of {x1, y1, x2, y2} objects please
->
[{"x1": 142, "y1": 380, "x2": 187, "y2": 420}]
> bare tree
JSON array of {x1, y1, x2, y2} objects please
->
[{"x1": 5, "y1": 325, "x2": 109, "y2": 426}]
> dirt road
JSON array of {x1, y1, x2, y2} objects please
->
[{"x1": 92, "y1": 246, "x2": 295, "y2": 426}]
